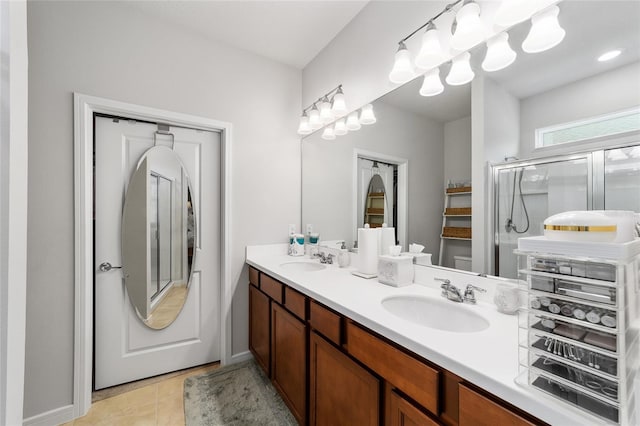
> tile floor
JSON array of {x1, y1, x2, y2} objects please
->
[{"x1": 62, "y1": 363, "x2": 219, "y2": 426}]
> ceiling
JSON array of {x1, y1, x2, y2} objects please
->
[
  {"x1": 123, "y1": 0, "x2": 369, "y2": 69},
  {"x1": 380, "y1": 0, "x2": 640, "y2": 123}
]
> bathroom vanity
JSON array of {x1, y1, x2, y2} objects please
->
[{"x1": 246, "y1": 245, "x2": 598, "y2": 425}]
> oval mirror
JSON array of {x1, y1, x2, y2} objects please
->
[
  {"x1": 122, "y1": 145, "x2": 197, "y2": 329},
  {"x1": 363, "y1": 172, "x2": 387, "y2": 228}
]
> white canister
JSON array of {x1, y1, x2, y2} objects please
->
[{"x1": 493, "y1": 283, "x2": 521, "y2": 315}]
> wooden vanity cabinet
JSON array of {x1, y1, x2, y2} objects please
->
[
  {"x1": 271, "y1": 303, "x2": 307, "y2": 425},
  {"x1": 386, "y1": 384, "x2": 440, "y2": 426},
  {"x1": 459, "y1": 384, "x2": 540, "y2": 426},
  {"x1": 309, "y1": 331, "x2": 380, "y2": 426},
  {"x1": 249, "y1": 283, "x2": 270, "y2": 375}
]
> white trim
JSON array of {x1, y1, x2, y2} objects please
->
[
  {"x1": 1, "y1": 2, "x2": 28, "y2": 425},
  {"x1": 230, "y1": 350, "x2": 253, "y2": 364},
  {"x1": 73, "y1": 93, "x2": 232, "y2": 419},
  {"x1": 535, "y1": 106, "x2": 640, "y2": 149},
  {"x1": 352, "y1": 148, "x2": 409, "y2": 250},
  {"x1": 23, "y1": 404, "x2": 75, "y2": 426}
]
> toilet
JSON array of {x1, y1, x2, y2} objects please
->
[{"x1": 454, "y1": 255, "x2": 472, "y2": 271}]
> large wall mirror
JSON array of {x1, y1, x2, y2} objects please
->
[
  {"x1": 122, "y1": 145, "x2": 196, "y2": 329},
  {"x1": 301, "y1": 1, "x2": 640, "y2": 272}
]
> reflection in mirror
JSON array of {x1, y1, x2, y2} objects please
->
[
  {"x1": 122, "y1": 145, "x2": 196, "y2": 329},
  {"x1": 303, "y1": 1, "x2": 640, "y2": 273},
  {"x1": 360, "y1": 160, "x2": 396, "y2": 230}
]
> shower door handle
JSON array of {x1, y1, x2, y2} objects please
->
[{"x1": 99, "y1": 262, "x2": 122, "y2": 272}]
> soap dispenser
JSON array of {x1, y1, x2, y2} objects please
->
[{"x1": 337, "y1": 242, "x2": 350, "y2": 268}]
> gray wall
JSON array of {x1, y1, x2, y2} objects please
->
[
  {"x1": 26, "y1": 1, "x2": 301, "y2": 418},
  {"x1": 520, "y1": 61, "x2": 640, "y2": 157},
  {"x1": 442, "y1": 116, "x2": 472, "y2": 268}
]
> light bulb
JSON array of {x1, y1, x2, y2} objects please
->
[
  {"x1": 359, "y1": 104, "x2": 377, "y2": 125},
  {"x1": 388, "y1": 42, "x2": 416, "y2": 84},
  {"x1": 308, "y1": 105, "x2": 322, "y2": 131},
  {"x1": 334, "y1": 119, "x2": 348, "y2": 136},
  {"x1": 419, "y1": 68, "x2": 444, "y2": 97},
  {"x1": 319, "y1": 96, "x2": 334, "y2": 123},
  {"x1": 331, "y1": 87, "x2": 347, "y2": 116},
  {"x1": 493, "y1": 0, "x2": 537, "y2": 27},
  {"x1": 482, "y1": 32, "x2": 516, "y2": 72},
  {"x1": 297, "y1": 113, "x2": 312, "y2": 135},
  {"x1": 415, "y1": 23, "x2": 446, "y2": 70},
  {"x1": 522, "y1": 5, "x2": 565, "y2": 53},
  {"x1": 450, "y1": 1, "x2": 485, "y2": 52},
  {"x1": 346, "y1": 111, "x2": 361, "y2": 131},
  {"x1": 446, "y1": 52, "x2": 475, "y2": 86},
  {"x1": 321, "y1": 125, "x2": 336, "y2": 140}
]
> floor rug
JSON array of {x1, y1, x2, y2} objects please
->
[{"x1": 184, "y1": 360, "x2": 297, "y2": 426}]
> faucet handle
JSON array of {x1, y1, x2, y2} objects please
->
[
  {"x1": 435, "y1": 277, "x2": 451, "y2": 286},
  {"x1": 464, "y1": 284, "x2": 486, "y2": 304}
]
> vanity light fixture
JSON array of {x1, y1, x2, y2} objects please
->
[
  {"x1": 297, "y1": 111, "x2": 312, "y2": 135},
  {"x1": 419, "y1": 68, "x2": 444, "y2": 97},
  {"x1": 321, "y1": 125, "x2": 336, "y2": 140},
  {"x1": 598, "y1": 49, "x2": 622, "y2": 62},
  {"x1": 359, "y1": 104, "x2": 377, "y2": 125},
  {"x1": 389, "y1": 41, "x2": 416, "y2": 84},
  {"x1": 415, "y1": 22, "x2": 447, "y2": 71},
  {"x1": 522, "y1": 5, "x2": 565, "y2": 53},
  {"x1": 346, "y1": 111, "x2": 361, "y2": 131},
  {"x1": 450, "y1": 0, "x2": 485, "y2": 52},
  {"x1": 298, "y1": 84, "x2": 348, "y2": 135},
  {"x1": 446, "y1": 52, "x2": 475, "y2": 86},
  {"x1": 482, "y1": 32, "x2": 517, "y2": 72},
  {"x1": 334, "y1": 118, "x2": 348, "y2": 136}
]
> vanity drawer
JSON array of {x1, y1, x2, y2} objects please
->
[
  {"x1": 346, "y1": 321, "x2": 439, "y2": 415},
  {"x1": 285, "y1": 286, "x2": 307, "y2": 320},
  {"x1": 249, "y1": 266, "x2": 259, "y2": 287},
  {"x1": 260, "y1": 274, "x2": 284, "y2": 304},
  {"x1": 309, "y1": 301, "x2": 342, "y2": 345},
  {"x1": 459, "y1": 384, "x2": 536, "y2": 426}
]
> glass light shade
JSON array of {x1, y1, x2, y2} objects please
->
[
  {"x1": 419, "y1": 68, "x2": 444, "y2": 97},
  {"x1": 331, "y1": 89, "x2": 348, "y2": 116},
  {"x1": 482, "y1": 32, "x2": 517, "y2": 72},
  {"x1": 450, "y1": 1, "x2": 485, "y2": 52},
  {"x1": 388, "y1": 43, "x2": 415, "y2": 84},
  {"x1": 334, "y1": 119, "x2": 348, "y2": 136},
  {"x1": 446, "y1": 52, "x2": 475, "y2": 86},
  {"x1": 319, "y1": 97, "x2": 334, "y2": 123},
  {"x1": 321, "y1": 125, "x2": 336, "y2": 140},
  {"x1": 493, "y1": 0, "x2": 537, "y2": 27},
  {"x1": 522, "y1": 5, "x2": 565, "y2": 53},
  {"x1": 346, "y1": 111, "x2": 361, "y2": 131},
  {"x1": 297, "y1": 114, "x2": 311, "y2": 135},
  {"x1": 308, "y1": 106, "x2": 323, "y2": 131},
  {"x1": 415, "y1": 24, "x2": 447, "y2": 70},
  {"x1": 359, "y1": 104, "x2": 377, "y2": 125}
]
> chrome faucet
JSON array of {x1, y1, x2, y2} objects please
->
[
  {"x1": 436, "y1": 278, "x2": 464, "y2": 303},
  {"x1": 463, "y1": 284, "x2": 486, "y2": 304},
  {"x1": 313, "y1": 252, "x2": 334, "y2": 264}
]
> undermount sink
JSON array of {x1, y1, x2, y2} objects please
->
[
  {"x1": 279, "y1": 261, "x2": 327, "y2": 272},
  {"x1": 381, "y1": 295, "x2": 490, "y2": 333}
]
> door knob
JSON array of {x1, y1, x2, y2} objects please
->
[{"x1": 99, "y1": 262, "x2": 122, "y2": 272}]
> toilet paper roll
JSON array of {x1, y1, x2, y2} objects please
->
[
  {"x1": 358, "y1": 227, "x2": 379, "y2": 275},
  {"x1": 379, "y1": 227, "x2": 395, "y2": 256}
]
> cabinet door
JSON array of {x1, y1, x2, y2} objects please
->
[
  {"x1": 249, "y1": 285, "x2": 270, "y2": 375},
  {"x1": 386, "y1": 387, "x2": 439, "y2": 426},
  {"x1": 310, "y1": 331, "x2": 379, "y2": 426},
  {"x1": 459, "y1": 384, "x2": 536, "y2": 426},
  {"x1": 271, "y1": 303, "x2": 307, "y2": 425}
]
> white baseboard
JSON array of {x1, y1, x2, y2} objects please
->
[
  {"x1": 23, "y1": 404, "x2": 74, "y2": 426},
  {"x1": 228, "y1": 350, "x2": 253, "y2": 365}
]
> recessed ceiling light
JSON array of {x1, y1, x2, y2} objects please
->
[{"x1": 597, "y1": 49, "x2": 622, "y2": 62}]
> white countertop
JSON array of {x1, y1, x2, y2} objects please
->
[{"x1": 246, "y1": 244, "x2": 606, "y2": 426}]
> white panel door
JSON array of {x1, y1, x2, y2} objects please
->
[{"x1": 94, "y1": 116, "x2": 220, "y2": 390}]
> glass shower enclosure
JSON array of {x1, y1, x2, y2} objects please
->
[{"x1": 492, "y1": 143, "x2": 640, "y2": 278}]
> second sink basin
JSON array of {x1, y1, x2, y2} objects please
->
[
  {"x1": 279, "y1": 261, "x2": 327, "y2": 272},
  {"x1": 381, "y1": 295, "x2": 490, "y2": 333}
]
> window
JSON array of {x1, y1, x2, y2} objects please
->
[{"x1": 536, "y1": 107, "x2": 640, "y2": 148}]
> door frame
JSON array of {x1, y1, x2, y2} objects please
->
[{"x1": 73, "y1": 93, "x2": 232, "y2": 418}]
